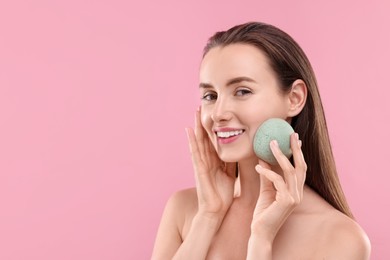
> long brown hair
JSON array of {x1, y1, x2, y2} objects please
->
[{"x1": 203, "y1": 22, "x2": 353, "y2": 218}]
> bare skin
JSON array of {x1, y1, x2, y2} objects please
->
[
  {"x1": 151, "y1": 44, "x2": 371, "y2": 259},
  {"x1": 163, "y1": 186, "x2": 369, "y2": 259}
]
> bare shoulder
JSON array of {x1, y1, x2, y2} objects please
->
[
  {"x1": 167, "y1": 187, "x2": 198, "y2": 213},
  {"x1": 151, "y1": 188, "x2": 198, "y2": 259},
  {"x1": 322, "y1": 210, "x2": 371, "y2": 259},
  {"x1": 164, "y1": 187, "x2": 198, "y2": 229}
]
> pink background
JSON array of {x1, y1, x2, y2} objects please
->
[{"x1": 0, "y1": 0, "x2": 389, "y2": 259}]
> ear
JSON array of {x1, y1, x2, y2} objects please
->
[{"x1": 287, "y1": 79, "x2": 307, "y2": 117}]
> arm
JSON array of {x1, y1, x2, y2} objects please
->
[
  {"x1": 172, "y1": 214, "x2": 220, "y2": 260},
  {"x1": 247, "y1": 133, "x2": 307, "y2": 259},
  {"x1": 152, "y1": 191, "x2": 225, "y2": 260},
  {"x1": 152, "y1": 108, "x2": 236, "y2": 259},
  {"x1": 151, "y1": 190, "x2": 221, "y2": 260},
  {"x1": 247, "y1": 235, "x2": 272, "y2": 259},
  {"x1": 151, "y1": 191, "x2": 185, "y2": 260}
]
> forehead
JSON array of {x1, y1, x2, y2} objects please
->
[{"x1": 199, "y1": 43, "x2": 275, "y2": 84}]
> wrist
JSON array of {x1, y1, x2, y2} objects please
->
[
  {"x1": 247, "y1": 234, "x2": 273, "y2": 260},
  {"x1": 248, "y1": 233, "x2": 273, "y2": 246},
  {"x1": 250, "y1": 221, "x2": 277, "y2": 243},
  {"x1": 193, "y1": 212, "x2": 223, "y2": 230}
]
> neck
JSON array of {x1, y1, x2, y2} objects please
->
[
  {"x1": 234, "y1": 157, "x2": 260, "y2": 205},
  {"x1": 234, "y1": 156, "x2": 289, "y2": 205},
  {"x1": 234, "y1": 157, "x2": 327, "y2": 216}
]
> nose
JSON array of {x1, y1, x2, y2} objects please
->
[{"x1": 211, "y1": 96, "x2": 233, "y2": 122}]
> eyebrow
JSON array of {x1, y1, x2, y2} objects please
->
[{"x1": 199, "y1": 76, "x2": 257, "y2": 89}]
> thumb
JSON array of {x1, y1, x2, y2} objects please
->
[
  {"x1": 255, "y1": 164, "x2": 274, "y2": 192},
  {"x1": 258, "y1": 158, "x2": 271, "y2": 170}
]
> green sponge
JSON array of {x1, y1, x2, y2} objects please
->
[{"x1": 253, "y1": 118, "x2": 294, "y2": 165}]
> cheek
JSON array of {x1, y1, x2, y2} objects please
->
[
  {"x1": 241, "y1": 100, "x2": 286, "y2": 136},
  {"x1": 246, "y1": 93, "x2": 289, "y2": 119},
  {"x1": 247, "y1": 116, "x2": 267, "y2": 140},
  {"x1": 200, "y1": 110, "x2": 212, "y2": 130},
  {"x1": 201, "y1": 112, "x2": 215, "y2": 141}
]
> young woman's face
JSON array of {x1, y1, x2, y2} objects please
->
[{"x1": 199, "y1": 43, "x2": 291, "y2": 162}]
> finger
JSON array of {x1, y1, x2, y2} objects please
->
[
  {"x1": 258, "y1": 169, "x2": 298, "y2": 219},
  {"x1": 186, "y1": 127, "x2": 210, "y2": 181},
  {"x1": 186, "y1": 127, "x2": 214, "y2": 191},
  {"x1": 270, "y1": 140, "x2": 297, "y2": 194},
  {"x1": 199, "y1": 108, "x2": 213, "y2": 153},
  {"x1": 291, "y1": 133, "x2": 305, "y2": 170},
  {"x1": 186, "y1": 127, "x2": 203, "y2": 170},
  {"x1": 206, "y1": 136, "x2": 219, "y2": 167},
  {"x1": 291, "y1": 133, "x2": 307, "y2": 193},
  {"x1": 256, "y1": 165, "x2": 289, "y2": 196},
  {"x1": 194, "y1": 109, "x2": 207, "y2": 162},
  {"x1": 270, "y1": 139, "x2": 294, "y2": 173},
  {"x1": 256, "y1": 164, "x2": 275, "y2": 193},
  {"x1": 258, "y1": 158, "x2": 271, "y2": 170}
]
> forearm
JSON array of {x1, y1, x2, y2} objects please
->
[
  {"x1": 246, "y1": 234, "x2": 273, "y2": 260},
  {"x1": 172, "y1": 214, "x2": 220, "y2": 260}
]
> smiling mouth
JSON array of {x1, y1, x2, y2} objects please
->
[{"x1": 216, "y1": 129, "x2": 245, "y2": 138}]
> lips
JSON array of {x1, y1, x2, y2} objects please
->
[
  {"x1": 216, "y1": 129, "x2": 244, "y2": 138},
  {"x1": 214, "y1": 127, "x2": 245, "y2": 144}
]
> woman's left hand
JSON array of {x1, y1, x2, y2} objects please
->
[{"x1": 250, "y1": 132, "x2": 307, "y2": 242}]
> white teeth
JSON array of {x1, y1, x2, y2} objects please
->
[{"x1": 216, "y1": 130, "x2": 243, "y2": 138}]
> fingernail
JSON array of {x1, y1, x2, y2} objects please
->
[
  {"x1": 295, "y1": 133, "x2": 299, "y2": 140},
  {"x1": 271, "y1": 140, "x2": 279, "y2": 147},
  {"x1": 255, "y1": 165, "x2": 262, "y2": 172},
  {"x1": 299, "y1": 140, "x2": 302, "y2": 147}
]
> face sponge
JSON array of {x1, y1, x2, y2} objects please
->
[{"x1": 253, "y1": 118, "x2": 294, "y2": 165}]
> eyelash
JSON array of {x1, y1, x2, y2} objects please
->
[
  {"x1": 236, "y1": 89, "x2": 252, "y2": 96},
  {"x1": 201, "y1": 88, "x2": 252, "y2": 101},
  {"x1": 201, "y1": 93, "x2": 217, "y2": 101}
]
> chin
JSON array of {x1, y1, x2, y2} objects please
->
[
  {"x1": 216, "y1": 151, "x2": 236, "y2": 162},
  {"x1": 219, "y1": 157, "x2": 237, "y2": 163},
  {"x1": 217, "y1": 150, "x2": 253, "y2": 163}
]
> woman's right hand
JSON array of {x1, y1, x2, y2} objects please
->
[{"x1": 186, "y1": 108, "x2": 237, "y2": 222}]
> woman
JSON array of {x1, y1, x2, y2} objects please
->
[{"x1": 152, "y1": 22, "x2": 370, "y2": 259}]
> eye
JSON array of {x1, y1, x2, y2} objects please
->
[
  {"x1": 235, "y1": 88, "x2": 252, "y2": 96},
  {"x1": 201, "y1": 92, "x2": 217, "y2": 101}
]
